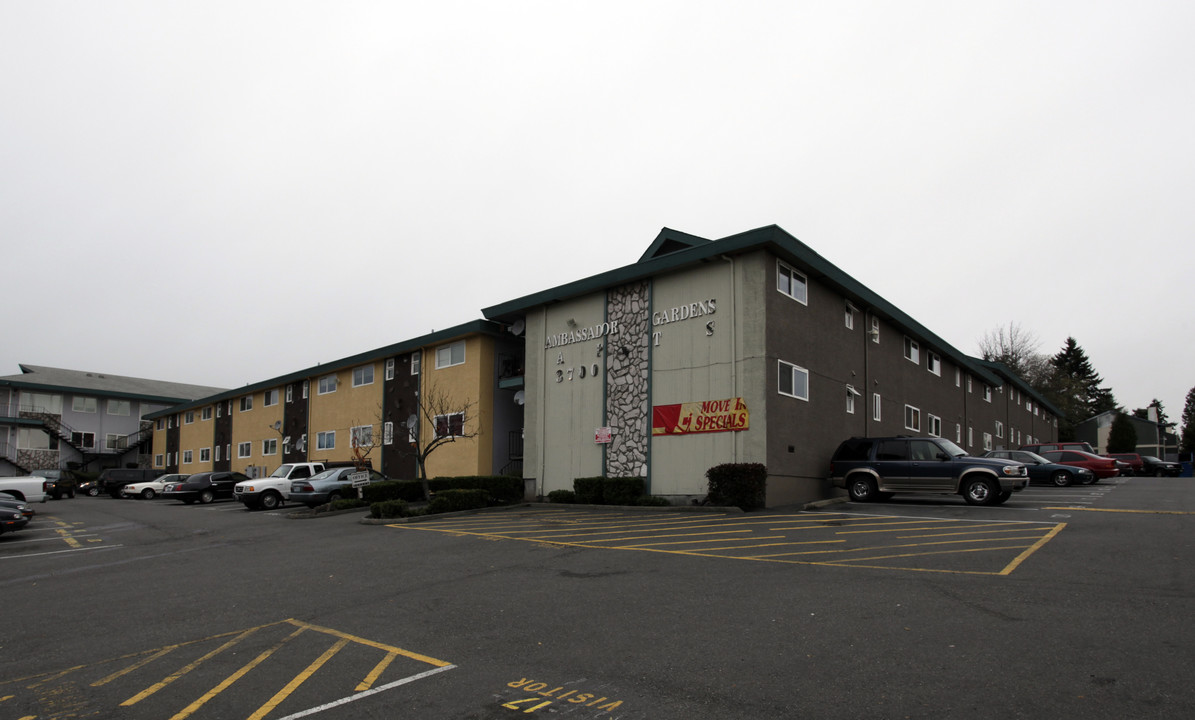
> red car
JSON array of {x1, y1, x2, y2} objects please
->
[{"x1": 1040, "y1": 450, "x2": 1120, "y2": 480}]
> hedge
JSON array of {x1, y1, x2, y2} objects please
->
[
  {"x1": 426, "y1": 488, "x2": 490, "y2": 514},
  {"x1": 706, "y1": 463, "x2": 767, "y2": 510},
  {"x1": 362, "y1": 475, "x2": 524, "y2": 504},
  {"x1": 572, "y1": 476, "x2": 651, "y2": 506}
]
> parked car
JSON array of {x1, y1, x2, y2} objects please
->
[
  {"x1": 982, "y1": 450, "x2": 1095, "y2": 486},
  {"x1": 0, "y1": 476, "x2": 49, "y2": 503},
  {"x1": 164, "y1": 471, "x2": 250, "y2": 504},
  {"x1": 290, "y1": 467, "x2": 389, "y2": 508},
  {"x1": 1106, "y1": 453, "x2": 1145, "y2": 476},
  {"x1": 1020, "y1": 442, "x2": 1096, "y2": 455},
  {"x1": 99, "y1": 468, "x2": 164, "y2": 498},
  {"x1": 122, "y1": 473, "x2": 189, "y2": 500},
  {"x1": 1038, "y1": 450, "x2": 1119, "y2": 480},
  {"x1": 40, "y1": 469, "x2": 78, "y2": 499},
  {"x1": 1140, "y1": 455, "x2": 1182, "y2": 477},
  {"x1": 829, "y1": 436, "x2": 1030, "y2": 506},
  {"x1": 0, "y1": 507, "x2": 29, "y2": 535},
  {"x1": 0, "y1": 496, "x2": 35, "y2": 519},
  {"x1": 77, "y1": 477, "x2": 102, "y2": 496},
  {"x1": 233, "y1": 462, "x2": 327, "y2": 511}
]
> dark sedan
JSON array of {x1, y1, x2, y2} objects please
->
[
  {"x1": 983, "y1": 450, "x2": 1096, "y2": 487},
  {"x1": 0, "y1": 507, "x2": 29, "y2": 535},
  {"x1": 1140, "y1": 456, "x2": 1182, "y2": 477},
  {"x1": 164, "y1": 471, "x2": 250, "y2": 504},
  {"x1": 0, "y1": 496, "x2": 35, "y2": 519}
]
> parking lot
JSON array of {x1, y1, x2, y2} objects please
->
[{"x1": 2, "y1": 476, "x2": 1193, "y2": 719}]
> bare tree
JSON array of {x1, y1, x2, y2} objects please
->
[
  {"x1": 978, "y1": 322, "x2": 1042, "y2": 377},
  {"x1": 402, "y1": 380, "x2": 480, "y2": 501}
]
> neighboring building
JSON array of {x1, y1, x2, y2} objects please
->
[
  {"x1": 1074, "y1": 411, "x2": 1179, "y2": 459},
  {"x1": 146, "y1": 321, "x2": 525, "y2": 480},
  {"x1": 483, "y1": 225, "x2": 1059, "y2": 507},
  {"x1": 0, "y1": 365, "x2": 226, "y2": 477}
]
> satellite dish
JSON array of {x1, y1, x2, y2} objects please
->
[
  {"x1": 406, "y1": 414, "x2": 418, "y2": 429},
  {"x1": 272, "y1": 421, "x2": 282, "y2": 431},
  {"x1": 510, "y1": 318, "x2": 525, "y2": 336},
  {"x1": 513, "y1": 390, "x2": 525, "y2": 406}
]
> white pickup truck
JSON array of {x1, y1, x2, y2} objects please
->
[
  {"x1": 233, "y1": 462, "x2": 325, "y2": 511},
  {"x1": 0, "y1": 475, "x2": 49, "y2": 503}
]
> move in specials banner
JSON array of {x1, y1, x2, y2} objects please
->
[{"x1": 652, "y1": 398, "x2": 749, "y2": 436}]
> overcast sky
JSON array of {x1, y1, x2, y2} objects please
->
[{"x1": 2, "y1": 1, "x2": 1192, "y2": 422}]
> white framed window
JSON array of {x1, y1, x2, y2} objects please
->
[
  {"x1": 70, "y1": 431, "x2": 95, "y2": 449},
  {"x1": 777, "y1": 360, "x2": 809, "y2": 400},
  {"x1": 873, "y1": 393, "x2": 882, "y2": 421},
  {"x1": 201, "y1": 406, "x2": 212, "y2": 421},
  {"x1": 846, "y1": 386, "x2": 860, "y2": 414},
  {"x1": 383, "y1": 421, "x2": 394, "y2": 445},
  {"x1": 318, "y1": 375, "x2": 337, "y2": 395},
  {"x1": 105, "y1": 433, "x2": 124, "y2": 450},
  {"x1": 156, "y1": 418, "x2": 165, "y2": 431},
  {"x1": 216, "y1": 404, "x2": 222, "y2": 418},
  {"x1": 927, "y1": 352, "x2": 940, "y2": 376},
  {"x1": 215, "y1": 445, "x2": 221, "y2": 462},
  {"x1": 183, "y1": 450, "x2": 193, "y2": 465},
  {"x1": 352, "y1": 365, "x2": 374, "y2": 387},
  {"x1": 185, "y1": 410, "x2": 194, "y2": 424},
  {"x1": 955, "y1": 368, "x2": 961, "y2": 387},
  {"x1": 434, "y1": 412, "x2": 464, "y2": 438},
  {"x1": 903, "y1": 337, "x2": 920, "y2": 364},
  {"x1": 411, "y1": 352, "x2": 421, "y2": 375},
  {"x1": 870, "y1": 317, "x2": 880, "y2": 343},
  {"x1": 238, "y1": 442, "x2": 251, "y2": 458},
  {"x1": 967, "y1": 376, "x2": 973, "y2": 393},
  {"x1": 72, "y1": 396, "x2": 97, "y2": 413},
  {"x1": 1034, "y1": 405, "x2": 1039, "y2": 416},
  {"x1": 282, "y1": 436, "x2": 291, "y2": 455},
  {"x1": 264, "y1": 389, "x2": 279, "y2": 406},
  {"x1": 995, "y1": 421, "x2": 1004, "y2": 438},
  {"x1": 385, "y1": 358, "x2": 395, "y2": 380},
  {"x1": 240, "y1": 395, "x2": 253, "y2": 412},
  {"x1": 22, "y1": 392, "x2": 62, "y2": 414},
  {"x1": 436, "y1": 341, "x2": 466, "y2": 369},
  {"x1": 107, "y1": 399, "x2": 131, "y2": 416},
  {"x1": 167, "y1": 415, "x2": 174, "y2": 429},
  {"x1": 928, "y1": 414, "x2": 942, "y2": 437},
  {"x1": 155, "y1": 454, "x2": 164, "y2": 467},
  {"x1": 983, "y1": 385, "x2": 992, "y2": 402},
  {"x1": 967, "y1": 426, "x2": 974, "y2": 447},
  {"x1": 956, "y1": 423, "x2": 962, "y2": 443},
  {"x1": 317, "y1": 431, "x2": 336, "y2": 450},
  {"x1": 200, "y1": 447, "x2": 211, "y2": 463},
  {"x1": 351, "y1": 425, "x2": 373, "y2": 448},
  {"x1": 302, "y1": 380, "x2": 309, "y2": 399},
  {"x1": 286, "y1": 385, "x2": 293, "y2": 403},
  {"x1": 844, "y1": 308, "x2": 854, "y2": 329},
  {"x1": 226, "y1": 443, "x2": 231, "y2": 460},
  {"x1": 983, "y1": 432, "x2": 993, "y2": 451},
  {"x1": 904, "y1": 405, "x2": 921, "y2": 432},
  {"x1": 262, "y1": 438, "x2": 277, "y2": 455},
  {"x1": 776, "y1": 261, "x2": 808, "y2": 304}
]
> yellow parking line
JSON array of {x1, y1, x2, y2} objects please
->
[
  {"x1": 92, "y1": 645, "x2": 180, "y2": 687},
  {"x1": 285, "y1": 619, "x2": 451, "y2": 667},
  {"x1": 835, "y1": 522, "x2": 1012, "y2": 535},
  {"x1": 898, "y1": 527, "x2": 1051, "y2": 539},
  {"x1": 1043, "y1": 507, "x2": 1195, "y2": 515},
  {"x1": 247, "y1": 637, "x2": 349, "y2": 720},
  {"x1": 998, "y1": 522, "x2": 1067, "y2": 575},
  {"x1": 356, "y1": 651, "x2": 399, "y2": 691},
  {"x1": 826, "y1": 543, "x2": 1038, "y2": 564},
  {"x1": 121, "y1": 626, "x2": 265, "y2": 706},
  {"x1": 570, "y1": 530, "x2": 752, "y2": 544}
]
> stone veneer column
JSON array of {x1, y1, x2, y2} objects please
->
[{"x1": 605, "y1": 280, "x2": 650, "y2": 478}]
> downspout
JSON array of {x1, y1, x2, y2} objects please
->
[
  {"x1": 720, "y1": 255, "x2": 738, "y2": 461},
  {"x1": 539, "y1": 305, "x2": 548, "y2": 500}
]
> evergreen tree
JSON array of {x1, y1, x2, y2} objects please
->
[
  {"x1": 1046, "y1": 337, "x2": 1118, "y2": 439},
  {"x1": 1181, "y1": 387, "x2": 1195, "y2": 454},
  {"x1": 1106, "y1": 413, "x2": 1138, "y2": 453}
]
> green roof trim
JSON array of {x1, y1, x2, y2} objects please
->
[{"x1": 483, "y1": 224, "x2": 1003, "y2": 387}]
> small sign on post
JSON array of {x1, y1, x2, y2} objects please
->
[{"x1": 349, "y1": 471, "x2": 370, "y2": 488}]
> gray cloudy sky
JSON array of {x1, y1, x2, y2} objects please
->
[{"x1": 3, "y1": 1, "x2": 1192, "y2": 419}]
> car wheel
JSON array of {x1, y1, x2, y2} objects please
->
[
  {"x1": 962, "y1": 477, "x2": 997, "y2": 506},
  {"x1": 1155, "y1": 469, "x2": 1165, "y2": 477},
  {"x1": 199, "y1": 489, "x2": 215, "y2": 504},
  {"x1": 1051, "y1": 471, "x2": 1071, "y2": 487},
  {"x1": 992, "y1": 490, "x2": 1012, "y2": 505},
  {"x1": 327, "y1": 491, "x2": 342, "y2": 505},
  {"x1": 86, "y1": 486, "x2": 100, "y2": 497},
  {"x1": 141, "y1": 489, "x2": 156, "y2": 500},
  {"x1": 847, "y1": 476, "x2": 877, "y2": 502},
  {"x1": 260, "y1": 492, "x2": 281, "y2": 511}
]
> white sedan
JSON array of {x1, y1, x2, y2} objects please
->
[{"x1": 122, "y1": 473, "x2": 189, "y2": 500}]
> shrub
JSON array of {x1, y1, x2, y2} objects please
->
[
  {"x1": 363, "y1": 476, "x2": 524, "y2": 504},
  {"x1": 573, "y1": 476, "x2": 647, "y2": 505},
  {"x1": 635, "y1": 495, "x2": 671, "y2": 506},
  {"x1": 706, "y1": 463, "x2": 767, "y2": 510},
  {"x1": 328, "y1": 498, "x2": 368, "y2": 512},
  {"x1": 426, "y1": 488, "x2": 490, "y2": 514},
  {"x1": 573, "y1": 477, "x2": 605, "y2": 504},
  {"x1": 547, "y1": 489, "x2": 576, "y2": 503},
  {"x1": 370, "y1": 499, "x2": 411, "y2": 519}
]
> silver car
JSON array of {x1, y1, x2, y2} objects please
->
[{"x1": 289, "y1": 467, "x2": 387, "y2": 508}]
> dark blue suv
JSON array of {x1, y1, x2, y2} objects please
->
[{"x1": 830, "y1": 436, "x2": 1030, "y2": 506}]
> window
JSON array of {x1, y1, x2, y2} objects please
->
[
  {"x1": 928, "y1": 414, "x2": 942, "y2": 437},
  {"x1": 155, "y1": 454, "x2": 164, "y2": 467},
  {"x1": 844, "y1": 308, "x2": 854, "y2": 329},
  {"x1": 383, "y1": 421, "x2": 394, "y2": 445},
  {"x1": 302, "y1": 380, "x2": 309, "y2": 399},
  {"x1": 967, "y1": 376, "x2": 973, "y2": 393},
  {"x1": 317, "y1": 431, "x2": 336, "y2": 450},
  {"x1": 955, "y1": 368, "x2": 961, "y2": 387},
  {"x1": 927, "y1": 352, "x2": 940, "y2": 376},
  {"x1": 286, "y1": 385, "x2": 293, "y2": 403},
  {"x1": 956, "y1": 423, "x2": 962, "y2": 443},
  {"x1": 23, "y1": 392, "x2": 62, "y2": 413},
  {"x1": 238, "y1": 442, "x2": 251, "y2": 458},
  {"x1": 282, "y1": 436, "x2": 291, "y2": 454},
  {"x1": 776, "y1": 261, "x2": 808, "y2": 304},
  {"x1": 995, "y1": 421, "x2": 1004, "y2": 438},
  {"x1": 983, "y1": 385, "x2": 992, "y2": 402},
  {"x1": 70, "y1": 431, "x2": 95, "y2": 449},
  {"x1": 167, "y1": 416, "x2": 173, "y2": 429},
  {"x1": 385, "y1": 358, "x2": 395, "y2": 380},
  {"x1": 201, "y1": 406, "x2": 212, "y2": 421},
  {"x1": 216, "y1": 404, "x2": 222, "y2": 418},
  {"x1": 351, "y1": 425, "x2": 373, "y2": 448},
  {"x1": 904, "y1": 405, "x2": 921, "y2": 432},
  {"x1": 1034, "y1": 405, "x2": 1039, "y2": 416},
  {"x1": 200, "y1": 447, "x2": 211, "y2": 462},
  {"x1": 903, "y1": 337, "x2": 919, "y2": 364},
  {"x1": 226, "y1": 443, "x2": 231, "y2": 460},
  {"x1": 240, "y1": 395, "x2": 253, "y2": 412},
  {"x1": 436, "y1": 341, "x2": 466, "y2": 369},
  {"x1": 107, "y1": 399, "x2": 131, "y2": 416},
  {"x1": 263, "y1": 438, "x2": 277, "y2": 455},
  {"x1": 264, "y1": 389, "x2": 279, "y2": 406},
  {"x1": 777, "y1": 360, "x2": 809, "y2": 400},
  {"x1": 983, "y1": 432, "x2": 993, "y2": 451},
  {"x1": 873, "y1": 393, "x2": 882, "y2": 421},
  {"x1": 72, "y1": 396, "x2": 97, "y2": 413},
  {"x1": 967, "y1": 426, "x2": 974, "y2": 447},
  {"x1": 183, "y1": 450, "x2": 193, "y2": 464},
  {"x1": 411, "y1": 352, "x2": 421, "y2": 375},
  {"x1": 846, "y1": 386, "x2": 860, "y2": 414},
  {"x1": 870, "y1": 317, "x2": 880, "y2": 343},
  {"x1": 352, "y1": 365, "x2": 374, "y2": 387},
  {"x1": 215, "y1": 445, "x2": 221, "y2": 462},
  {"x1": 434, "y1": 413, "x2": 465, "y2": 438},
  {"x1": 105, "y1": 433, "x2": 125, "y2": 450},
  {"x1": 185, "y1": 410, "x2": 194, "y2": 424},
  {"x1": 318, "y1": 375, "x2": 337, "y2": 394},
  {"x1": 156, "y1": 418, "x2": 165, "y2": 431}
]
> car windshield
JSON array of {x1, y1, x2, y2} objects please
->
[
  {"x1": 309, "y1": 468, "x2": 341, "y2": 481},
  {"x1": 1141, "y1": 456, "x2": 1162, "y2": 462},
  {"x1": 270, "y1": 465, "x2": 295, "y2": 478},
  {"x1": 935, "y1": 439, "x2": 967, "y2": 457},
  {"x1": 1020, "y1": 451, "x2": 1050, "y2": 463}
]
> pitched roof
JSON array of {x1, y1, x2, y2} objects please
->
[{"x1": 0, "y1": 365, "x2": 227, "y2": 404}]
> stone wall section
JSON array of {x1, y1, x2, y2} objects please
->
[{"x1": 605, "y1": 281, "x2": 650, "y2": 477}]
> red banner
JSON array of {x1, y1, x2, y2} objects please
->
[{"x1": 652, "y1": 397, "x2": 749, "y2": 436}]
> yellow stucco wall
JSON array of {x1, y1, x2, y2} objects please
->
[
  {"x1": 417, "y1": 335, "x2": 495, "y2": 478},
  {"x1": 177, "y1": 404, "x2": 217, "y2": 474},
  {"x1": 229, "y1": 388, "x2": 285, "y2": 475},
  {"x1": 306, "y1": 363, "x2": 385, "y2": 466}
]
